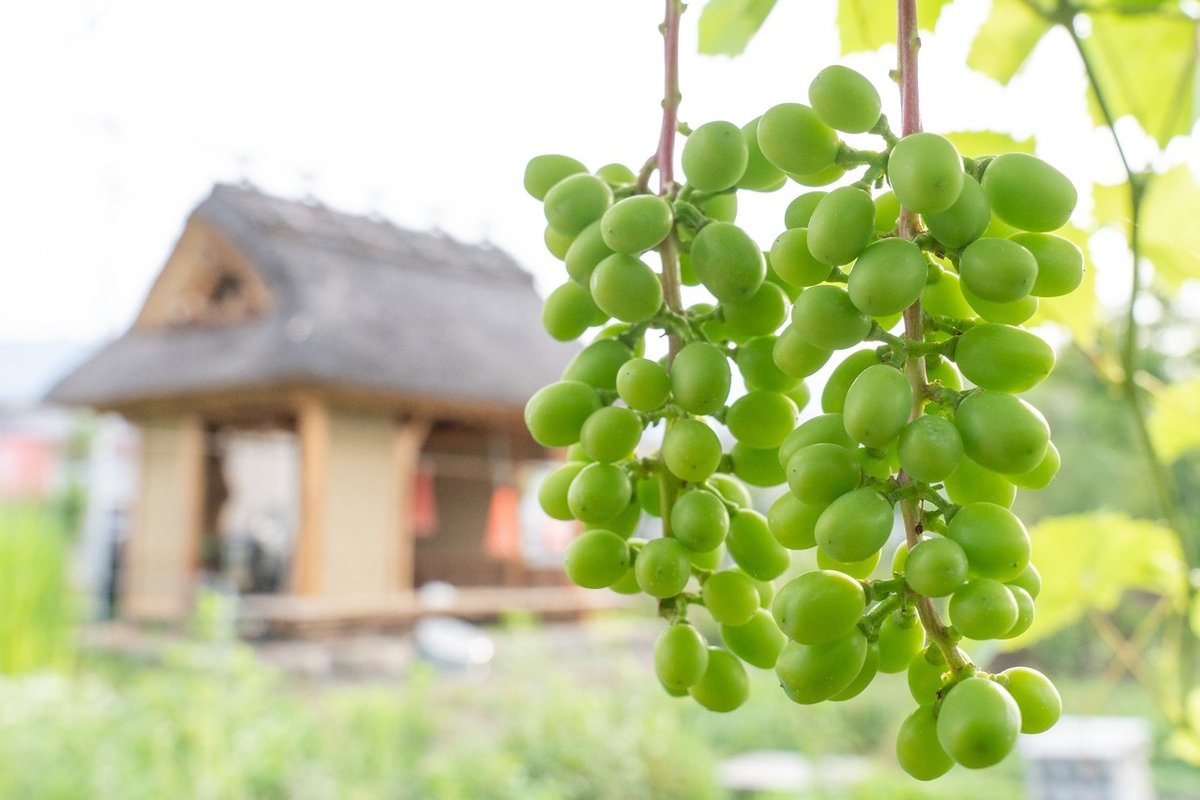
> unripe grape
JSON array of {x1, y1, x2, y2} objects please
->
[
  {"x1": 729, "y1": 443, "x2": 786, "y2": 487},
  {"x1": 806, "y1": 186, "x2": 876, "y2": 266},
  {"x1": 635, "y1": 537, "x2": 693, "y2": 597},
  {"x1": 944, "y1": 456, "x2": 1016, "y2": 507},
  {"x1": 955, "y1": 390, "x2": 1050, "y2": 475},
  {"x1": 580, "y1": 406, "x2": 642, "y2": 463},
  {"x1": 654, "y1": 622, "x2": 709, "y2": 691},
  {"x1": 789, "y1": 161, "x2": 846, "y2": 187},
  {"x1": 959, "y1": 238, "x2": 1038, "y2": 304},
  {"x1": 690, "y1": 222, "x2": 766, "y2": 303},
  {"x1": 776, "y1": 629, "x2": 868, "y2": 704},
  {"x1": 738, "y1": 117, "x2": 788, "y2": 192},
  {"x1": 689, "y1": 648, "x2": 750, "y2": 712},
  {"x1": 877, "y1": 612, "x2": 926, "y2": 673},
  {"x1": 542, "y1": 281, "x2": 604, "y2": 341},
  {"x1": 709, "y1": 473, "x2": 753, "y2": 508},
  {"x1": 525, "y1": 381, "x2": 601, "y2": 447},
  {"x1": 924, "y1": 175, "x2": 990, "y2": 249},
  {"x1": 1007, "y1": 562, "x2": 1042, "y2": 600},
  {"x1": 815, "y1": 488, "x2": 895, "y2": 563},
  {"x1": 721, "y1": 609, "x2": 787, "y2": 668},
  {"x1": 773, "y1": 325, "x2": 833, "y2": 379},
  {"x1": 757, "y1": 103, "x2": 840, "y2": 176},
  {"x1": 671, "y1": 489, "x2": 730, "y2": 553},
  {"x1": 786, "y1": 443, "x2": 861, "y2": 506},
  {"x1": 946, "y1": 502, "x2": 1031, "y2": 581},
  {"x1": 564, "y1": 221, "x2": 613, "y2": 285},
  {"x1": 846, "y1": 238, "x2": 928, "y2": 316},
  {"x1": 610, "y1": 566, "x2": 641, "y2": 595},
  {"x1": 772, "y1": 569, "x2": 865, "y2": 644},
  {"x1": 874, "y1": 191, "x2": 901, "y2": 234},
  {"x1": 784, "y1": 191, "x2": 827, "y2": 229},
  {"x1": 907, "y1": 647, "x2": 947, "y2": 705},
  {"x1": 898, "y1": 415, "x2": 964, "y2": 483},
  {"x1": 1011, "y1": 441, "x2": 1061, "y2": 491},
  {"x1": 897, "y1": 705, "x2": 955, "y2": 780},
  {"x1": 595, "y1": 162, "x2": 636, "y2": 186},
  {"x1": 589, "y1": 500, "x2": 641, "y2": 539},
  {"x1": 999, "y1": 667, "x2": 1061, "y2": 733},
  {"x1": 702, "y1": 569, "x2": 760, "y2": 626},
  {"x1": 682, "y1": 121, "x2": 749, "y2": 192},
  {"x1": 816, "y1": 548, "x2": 880, "y2": 579},
  {"x1": 1000, "y1": 584, "x2": 1036, "y2": 639},
  {"x1": 888, "y1": 133, "x2": 964, "y2": 214},
  {"x1": 600, "y1": 194, "x2": 673, "y2": 254},
  {"x1": 722, "y1": 282, "x2": 790, "y2": 337},
  {"x1": 791, "y1": 286, "x2": 872, "y2": 351},
  {"x1": 562, "y1": 339, "x2": 633, "y2": 390},
  {"x1": 539, "y1": 461, "x2": 586, "y2": 521},
  {"x1": 961, "y1": 283, "x2": 1039, "y2": 325},
  {"x1": 736, "y1": 336, "x2": 795, "y2": 392},
  {"x1": 662, "y1": 418, "x2": 723, "y2": 483},
  {"x1": 926, "y1": 357, "x2": 963, "y2": 391},
  {"x1": 954, "y1": 323, "x2": 1054, "y2": 393},
  {"x1": 524, "y1": 154, "x2": 587, "y2": 200},
  {"x1": 726, "y1": 509, "x2": 790, "y2": 580},
  {"x1": 543, "y1": 173, "x2": 613, "y2": 236},
  {"x1": 698, "y1": 192, "x2": 738, "y2": 224},
  {"x1": 567, "y1": 462, "x2": 631, "y2": 524},
  {"x1": 727, "y1": 391, "x2": 798, "y2": 449},
  {"x1": 564, "y1": 530, "x2": 630, "y2": 589},
  {"x1": 830, "y1": 642, "x2": 880, "y2": 701},
  {"x1": 821, "y1": 349, "x2": 881, "y2": 413},
  {"x1": 982, "y1": 152, "x2": 1076, "y2": 232},
  {"x1": 616, "y1": 357, "x2": 670, "y2": 411},
  {"x1": 922, "y1": 269, "x2": 975, "y2": 319},
  {"x1": 843, "y1": 364, "x2": 911, "y2": 449},
  {"x1": 936, "y1": 677, "x2": 1021, "y2": 768},
  {"x1": 589, "y1": 254, "x2": 663, "y2": 324},
  {"x1": 689, "y1": 543, "x2": 724, "y2": 571},
  {"x1": 769, "y1": 228, "x2": 833, "y2": 287},
  {"x1": 905, "y1": 536, "x2": 969, "y2": 597},
  {"x1": 808, "y1": 65, "x2": 881, "y2": 133},
  {"x1": 1011, "y1": 232, "x2": 1084, "y2": 297},
  {"x1": 779, "y1": 413, "x2": 856, "y2": 465},
  {"x1": 767, "y1": 493, "x2": 821, "y2": 550},
  {"x1": 949, "y1": 578, "x2": 1019, "y2": 640},
  {"x1": 544, "y1": 225, "x2": 574, "y2": 260}
]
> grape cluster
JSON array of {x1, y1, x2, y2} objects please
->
[{"x1": 523, "y1": 64, "x2": 1073, "y2": 779}]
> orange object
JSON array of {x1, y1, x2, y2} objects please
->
[{"x1": 485, "y1": 484, "x2": 521, "y2": 558}]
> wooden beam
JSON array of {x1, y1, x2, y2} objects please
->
[{"x1": 291, "y1": 398, "x2": 329, "y2": 595}]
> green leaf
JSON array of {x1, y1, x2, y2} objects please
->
[
  {"x1": 1003, "y1": 512, "x2": 1185, "y2": 649},
  {"x1": 1082, "y1": 12, "x2": 1198, "y2": 147},
  {"x1": 1148, "y1": 377, "x2": 1200, "y2": 463},
  {"x1": 697, "y1": 0, "x2": 778, "y2": 56},
  {"x1": 1028, "y1": 224, "x2": 1099, "y2": 347},
  {"x1": 1092, "y1": 180, "x2": 1130, "y2": 228},
  {"x1": 836, "y1": 0, "x2": 951, "y2": 54},
  {"x1": 966, "y1": 0, "x2": 1053, "y2": 85},
  {"x1": 1092, "y1": 166, "x2": 1200, "y2": 288},
  {"x1": 944, "y1": 130, "x2": 1036, "y2": 157}
]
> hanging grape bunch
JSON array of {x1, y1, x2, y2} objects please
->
[{"x1": 523, "y1": 57, "x2": 1076, "y2": 779}]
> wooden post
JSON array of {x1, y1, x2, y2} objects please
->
[
  {"x1": 291, "y1": 398, "x2": 328, "y2": 595},
  {"x1": 394, "y1": 418, "x2": 432, "y2": 592}
]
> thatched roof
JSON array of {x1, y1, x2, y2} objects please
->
[{"x1": 47, "y1": 184, "x2": 574, "y2": 413}]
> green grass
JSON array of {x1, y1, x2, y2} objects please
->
[{"x1": 0, "y1": 503, "x2": 75, "y2": 674}]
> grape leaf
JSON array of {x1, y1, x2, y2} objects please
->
[
  {"x1": 836, "y1": 0, "x2": 951, "y2": 54},
  {"x1": 944, "y1": 130, "x2": 1036, "y2": 157},
  {"x1": 1082, "y1": 12, "x2": 1198, "y2": 148},
  {"x1": 966, "y1": 0, "x2": 1053, "y2": 85},
  {"x1": 1092, "y1": 180, "x2": 1130, "y2": 228},
  {"x1": 697, "y1": 0, "x2": 778, "y2": 56},
  {"x1": 1002, "y1": 512, "x2": 1185, "y2": 649},
  {"x1": 1027, "y1": 224, "x2": 1099, "y2": 346},
  {"x1": 1148, "y1": 377, "x2": 1200, "y2": 463}
]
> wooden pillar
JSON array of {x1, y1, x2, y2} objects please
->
[
  {"x1": 394, "y1": 418, "x2": 431, "y2": 592},
  {"x1": 291, "y1": 398, "x2": 328, "y2": 595}
]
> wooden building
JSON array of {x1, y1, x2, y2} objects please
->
[{"x1": 48, "y1": 184, "x2": 605, "y2": 629}]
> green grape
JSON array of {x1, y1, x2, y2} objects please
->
[
  {"x1": 600, "y1": 194, "x2": 673, "y2": 254},
  {"x1": 690, "y1": 542, "x2": 725, "y2": 570},
  {"x1": 721, "y1": 609, "x2": 787, "y2": 668},
  {"x1": 816, "y1": 548, "x2": 880, "y2": 579},
  {"x1": 525, "y1": 381, "x2": 601, "y2": 447},
  {"x1": 907, "y1": 647, "x2": 947, "y2": 705},
  {"x1": 616, "y1": 357, "x2": 671, "y2": 411},
  {"x1": 982, "y1": 152, "x2": 1076, "y2": 232},
  {"x1": 786, "y1": 443, "x2": 861, "y2": 506},
  {"x1": 671, "y1": 489, "x2": 730, "y2": 553},
  {"x1": 773, "y1": 325, "x2": 833, "y2": 379},
  {"x1": 589, "y1": 253, "x2": 663, "y2": 324},
  {"x1": 595, "y1": 162, "x2": 636, "y2": 186},
  {"x1": 1007, "y1": 562, "x2": 1042, "y2": 600},
  {"x1": 635, "y1": 537, "x2": 693, "y2": 597},
  {"x1": 779, "y1": 413, "x2": 856, "y2": 466},
  {"x1": 772, "y1": 569, "x2": 865, "y2": 644},
  {"x1": 538, "y1": 461, "x2": 586, "y2": 520},
  {"x1": 959, "y1": 238, "x2": 1038, "y2": 304},
  {"x1": 815, "y1": 488, "x2": 894, "y2": 563},
  {"x1": 791, "y1": 285, "x2": 872, "y2": 351},
  {"x1": 654, "y1": 622, "x2": 710, "y2": 691},
  {"x1": 567, "y1": 462, "x2": 631, "y2": 524},
  {"x1": 923, "y1": 175, "x2": 990, "y2": 249},
  {"x1": 897, "y1": 705, "x2": 955, "y2": 781},
  {"x1": 727, "y1": 391, "x2": 798, "y2": 449},
  {"x1": 679, "y1": 251, "x2": 700, "y2": 285},
  {"x1": 949, "y1": 578, "x2": 1019, "y2": 640},
  {"x1": 887, "y1": 132, "x2": 964, "y2": 214},
  {"x1": 689, "y1": 648, "x2": 750, "y2": 712},
  {"x1": 738, "y1": 117, "x2": 788, "y2": 192},
  {"x1": 926, "y1": 356, "x2": 963, "y2": 391},
  {"x1": 542, "y1": 281, "x2": 604, "y2": 341},
  {"x1": 682, "y1": 120, "x2": 750, "y2": 192},
  {"x1": 637, "y1": 478, "x2": 662, "y2": 517},
  {"x1": 846, "y1": 238, "x2": 928, "y2": 316},
  {"x1": 691, "y1": 221, "x2": 766, "y2": 303},
  {"x1": 726, "y1": 509, "x2": 790, "y2": 580},
  {"x1": 937, "y1": 677, "x2": 1021, "y2": 768},
  {"x1": 955, "y1": 391, "x2": 1050, "y2": 475},
  {"x1": 544, "y1": 225, "x2": 574, "y2": 260},
  {"x1": 921, "y1": 269, "x2": 976, "y2": 320},
  {"x1": 776, "y1": 629, "x2": 868, "y2": 704},
  {"x1": 898, "y1": 415, "x2": 964, "y2": 483},
  {"x1": 961, "y1": 283, "x2": 1039, "y2": 325},
  {"x1": 671, "y1": 342, "x2": 732, "y2": 415},
  {"x1": 767, "y1": 493, "x2": 821, "y2": 550},
  {"x1": 789, "y1": 161, "x2": 846, "y2": 186},
  {"x1": 830, "y1": 642, "x2": 880, "y2": 701},
  {"x1": 580, "y1": 406, "x2": 642, "y2": 463},
  {"x1": 609, "y1": 565, "x2": 641, "y2": 595},
  {"x1": 563, "y1": 530, "x2": 630, "y2": 589},
  {"x1": 905, "y1": 536, "x2": 969, "y2": 597},
  {"x1": 562, "y1": 339, "x2": 633, "y2": 390},
  {"x1": 524, "y1": 154, "x2": 587, "y2": 200},
  {"x1": 729, "y1": 443, "x2": 786, "y2": 487},
  {"x1": 588, "y1": 499, "x2": 641, "y2": 539},
  {"x1": 662, "y1": 418, "x2": 723, "y2": 483},
  {"x1": 999, "y1": 667, "x2": 1060, "y2": 733},
  {"x1": 874, "y1": 191, "x2": 901, "y2": 234},
  {"x1": 769, "y1": 229, "x2": 834, "y2": 288},
  {"x1": 820, "y1": 349, "x2": 881, "y2": 413},
  {"x1": 1011, "y1": 232, "x2": 1084, "y2": 297},
  {"x1": 722, "y1": 282, "x2": 790, "y2": 337},
  {"x1": 737, "y1": 336, "x2": 796, "y2": 392},
  {"x1": 698, "y1": 192, "x2": 738, "y2": 223},
  {"x1": 892, "y1": 541, "x2": 909, "y2": 573},
  {"x1": 808, "y1": 64, "x2": 881, "y2": 133},
  {"x1": 1000, "y1": 585, "x2": 1035, "y2": 639},
  {"x1": 843, "y1": 364, "x2": 911, "y2": 449},
  {"x1": 954, "y1": 323, "x2": 1054, "y2": 393},
  {"x1": 806, "y1": 186, "x2": 876, "y2": 266},
  {"x1": 944, "y1": 456, "x2": 1016, "y2": 507},
  {"x1": 757, "y1": 102, "x2": 840, "y2": 176},
  {"x1": 784, "y1": 191, "x2": 827, "y2": 229},
  {"x1": 946, "y1": 502, "x2": 1030, "y2": 581},
  {"x1": 564, "y1": 220, "x2": 614, "y2": 285},
  {"x1": 709, "y1": 473, "x2": 753, "y2": 508},
  {"x1": 877, "y1": 611, "x2": 925, "y2": 673},
  {"x1": 702, "y1": 569, "x2": 760, "y2": 626},
  {"x1": 764, "y1": 257, "x2": 802, "y2": 302},
  {"x1": 858, "y1": 445, "x2": 897, "y2": 481},
  {"x1": 543, "y1": 173, "x2": 613, "y2": 236},
  {"x1": 564, "y1": 443, "x2": 592, "y2": 463}
]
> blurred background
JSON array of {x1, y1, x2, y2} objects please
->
[{"x1": 2, "y1": 0, "x2": 1199, "y2": 797}]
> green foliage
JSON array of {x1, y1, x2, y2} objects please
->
[
  {"x1": 943, "y1": 130, "x2": 1035, "y2": 157},
  {"x1": 966, "y1": 0, "x2": 1052, "y2": 84},
  {"x1": 1095, "y1": 165, "x2": 1200, "y2": 288},
  {"x1": 0, "y1": 506, "x2": 75, "y2": 675},
  {"x1": 836, "y1": 0, "x2": 952, "y2": 54},
  {"x1": 697, "y1": 0, "x2": 778, "y2": 56},
  {"x1": 1148, "y1": 377, "x2": 1200, "y2": 463}
]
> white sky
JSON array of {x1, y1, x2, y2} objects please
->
[{"x1": 0, "y1": 0, "x2": 1173, "y2": 351}]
